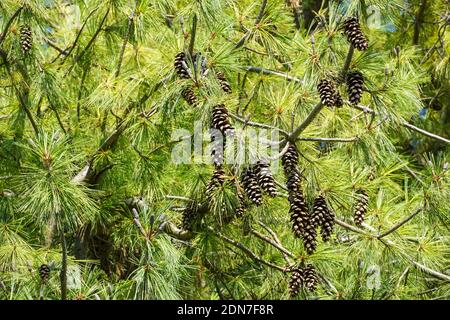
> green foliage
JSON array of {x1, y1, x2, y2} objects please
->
[{"x1": 0, "y1": 0, "x2": 448, "y2": 300}]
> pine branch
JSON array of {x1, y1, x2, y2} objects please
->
[
  {"x1": 59, "y1": 7, "x2": 100, "y2": 65},
  {"x1": 243, "y1": 66, "x2": 302, "y2": 83},
  {"x1": 65, "y1": 7, "x2": 111, "y2": 77},
  {"x1": 188, "y1": 14, "x2": 197, "y2": 58},
  {"x1": 115, "y1": 2, "x2": 137, "y2": 78},
  {"x1": 235, "y1": 0, "x2": 268, "y2": 49},
  {"x1": 206, "y1": 226, "x2": 291, "y2": 272},
  {"x1": 377, "y1": 208, "x2": 423, "y2": 239},
  {"x1": 402, "y1": 122, "x2": 450, "y2": 144},
  {"x1": 0, "y1": 7, "x2": 23, "y2": 46},
  {"x1": 250, "y1": 228, "x2": 296, "y2": 259},
  {"x1": 350, "y1": 104, "x2": 450, "y2": 144},
  {"x1": 229, "y1": 112, "x2": 289, "y2": 136}
]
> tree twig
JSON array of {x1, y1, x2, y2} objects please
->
[
  {"x1": 377, "y1": 208, "x2": 423, "y2": 239},
  {"x1": 0, "y1": 7, "x2": 23, "y2": 46},
  {"x1": 243, "y1": 66, "x2": 302, "y2": 83},
  {"x1": 206, "y1": 226, "x2": 291, "y2": 272}
]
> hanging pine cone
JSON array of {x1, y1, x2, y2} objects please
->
[
  {"x1": 181, "y1": 86, "x2": 198, "y2": 106},
  {"x1": 343, "y1": 17, "x2": 368, "y2": 51},
  {"x1": 181, "y1": 202, "x2": 199, "y2": 231},
  {"x1": 346, "y1": 71, "x2": 364, "y2": 105},
  {"x1": 236, "y1": 188, "x2": 246, "y2": 218},
  {"x1": 320, "y1": 201, "x2": 335, "y2": 242},
  {"x1": 240, "y1": 168, "x2": 262, "y2": 206},
  {"x1": 206, "y1": 167, "x2": 225, "y2": 203},
  {"x1": 282, "y1": 143, "x2": 299, "y2": 176},
  {"x1": 302, "y1": 221, "x2": 317, "y2": 255},
  {"x1": 303, "y1": 264, "x2": 318, "y2": 292},
  {"x1": 311, "y1": 195, "x2": 327, "y2": 228},
  {"x1": 317, "y1": 79, "x2": 338, "y2": 107},
  {"x1": 39, "y1": 264, "x2": 50, "y2": 283},
  {"x1": 354, "y1": 189, "x2": 369, "y2": 226},
  {"x1": 19, "y1": 25, "x2": 33, "y2": 53},
  {"x1": 289, "y1": 265, "x2": 304, "y2": 297},
  {"x1": 174, "y1": 52, "x2": 191, "y2": 79},
  {"x1": 211, "y1": 134, "x2": 224, "y2": 167},
  {"x1": 334, "y1": 90, "x2": 344, "y2": 107},
  {"x1": 253, "y1": 161, "x2": 277, "y2": 197},
  {"x1": 286, "y1": 168, "x2": 301, "y2": 193},
  {"x1": 216, "y1": 72, "x2": 232, "y2": 93},
  {"x1": 211, "y1": 104, "x2": 234, "y2": 136},
  {"x1": 289, "y1": 188, "x2": 309, "y2": 238}
]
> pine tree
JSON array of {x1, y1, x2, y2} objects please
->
[{"x1": 0, "y1": 0, "x2": 447, "y2": 301}]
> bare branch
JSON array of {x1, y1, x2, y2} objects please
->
[
  {"x1": 229, "y1": 112, "x2": 289, "y2": 136},
  {"x1": 402, "y1": 122, "x2": 450, "y2": 144},
  {"x1": 207, "y1": 226, "x2": 291, "y2": 272},
  {"x1": 242, "y1": 66, "x2": 302, "y2": 83},
  {"x1": 377, "y1": 208, "x2": 423, "y2": 239}
]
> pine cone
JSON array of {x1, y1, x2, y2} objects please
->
[
  {"x1": 253, "y1": 161, "x2": 277, "y2": 197},
  {"x1": 303, "y1": 264, "x2": 318, "y2": 292},
  {"x1": 311, "y1": 195, "x2": 327, "y2": 228},
  {"x1": 174, "y1": 52, "x2": 191, "y2": 79},
  {"x1": 211, "y1": 104, "x2": 234, "y2": 136},
  {"x1": 39, "y1": 264, "x2": 50, "y2": 283},
  {"x1": 289, "y1": 265, "x2": 304, "y2": 297},
  {"x1": 216, "y1": 72, "x2": 232, "y2": 93},
  {"x1": 317, "y1": 79, "x2": 338, "y2": 107},
  {"x1": 282, "y1": 144, "x2": 299, "y2": 176},
  {"x1": 303, "y1": 221, "x2": 317, "y2": 255},
  {"x1": 241, "y1": 168, "x2": 262, "y2": 206},
  {"x1": 181, "y1": 86, "x2": 198, "y2": 106},
  {"x1": 334, "y1": 90, "x2": 344, "y2": 107},
  {"x1": 320, "y1": 205, "x2": 335, "y2": 242},
  {"x1": 289, "y1": 188, "x2": 309, "y2": 238},
  {"x1": 181, "y1": 202, "x2": 199, "y2": 231},
  {"x1": 211, "y1": 135, "x2": 224, "y2": 167},
  {"x1": 206, "y1": 167, "x2": 225, "y2": 203},
  {"x1": 236, "y1": 188, "x2": 246, "y2": 218},
  {"x1": 20, "y1": 25, "x2": 32, "y2": 53},
  {"x1": 343, "y1": 17, "x2": 368, "y2": 51},
  {"x1": 346, "y1": 71, "x2": 364, "y2": 105},
  {"x1": 286, "y1": 169, "x2": 301, "y2": 193},
  {"x1": 354, "y1": 189, "x2": 369, "y2": 226}
]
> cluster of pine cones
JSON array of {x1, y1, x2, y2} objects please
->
[
  {"x1": 316, "y1": 17, "x2": 368, "y2": 107},
  {"x1": 289, "y1": 263, "x2": 318, "y2": 297},
  {"x1": 238, "y1": 161, "x2": 277, "y2": 211},
  {"x1": 317, "y1": 71, "x2": 364, "y2": 107},
  {"x1": 174, "y1": 51, "x2": 232, "y2": 106},
  {"x1": 282, "y1": 143, "x2": 335, "y2": 255}
]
